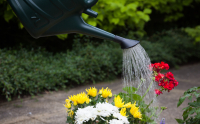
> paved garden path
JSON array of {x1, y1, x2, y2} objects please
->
[{"x1": 0, "y1": 63, "x2": 200, "y2": 124}]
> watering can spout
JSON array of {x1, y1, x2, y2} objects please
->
[
  {"x1": 77, "y1": 21, "x2": 140, "y2": 49},
  {"x1": 79, "y1": 22, "x2": 140, "y2": 49},
  {"x1": 43, "y1": 15, "x2": 139, "y2": 49},
  {"x1": 113, "y1": 36, "x2": 140, "y2": 49},
  {"x1": 79, "y1": 23, "x2": 140, "y2": 49}
]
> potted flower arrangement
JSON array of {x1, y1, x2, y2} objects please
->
[
  {"x1": 64, "y1": 62, "x2": 179, "y2": 124},
  {"x1": 64, "y1": 87, "x2": 142, "y2": 124}
]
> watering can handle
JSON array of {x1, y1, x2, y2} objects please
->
[
  {"x1": 84, "y1": 8, "x2": 98, "y2": 18},
  {"x1": 83, "y1": 0, "x2": 98, "y2": 18}
]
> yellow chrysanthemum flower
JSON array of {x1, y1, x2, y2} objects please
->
[
  {"x1": 86, "y1": 87, "x2": 97, "y2": 97},
  {"x1": 86, "y1": 98, "x2": 91, "y2": 104},
  {"x1": 130, "y1": 102, "x2": 138, "y2": 114},
  {"x1": 100, "y1": 87, "x2": 112, "y2": 98},
  {"x1": 65, "y1": 99, "x2": 71, "y2": 103},
  {"x1": 99, "y1": 87, "x2": 104, "y2": 94},
  {"x1": 109, "y1": 92, "x2": 112, "y2": 97},
  {"x1": 64, "y1": 103, "x2": 71, "y2": 109},
  {"x1": 120, "y1": 108, "x2": 127, "y2": 117},
  {"x1": 130, "y1": 101, "x2": 142, "y2": 119},
  {"x1": 69, "y1": 92, "x2": 90, "y2": 105},
  {"x1": 64, "y1": 99, "x2": 71, "y2": 109},
  {"x1": 68, "y1": 110, "x2": 74, "y2": 118},
  {"x1": 123, "y1": 102, "x2": 132, "y2": 108},
  {"x1": 68, "y1": 95, "x2": 77, "y2": 103},
  {"x1": 133, "y1": 111, "x2": 142, "y2": 119},
  {"x1": 114, "y1": 95, "x2": 124, "y2": 108},
  {"x1": 73, "y1": 101, "x2": 77, "y2": 106},
  {"x1": 76, "y1": 92, "x2": 90, "y2": 104}
]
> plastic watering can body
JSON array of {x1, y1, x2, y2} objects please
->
[{"x1": 7, "y1": 0, "x2": 139, "y2": 49}]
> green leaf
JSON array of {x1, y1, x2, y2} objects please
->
[
  {"x1": 196, "y1": 108, "x2": 200, "y2": 113},
  {"x1": 97, "y1": 14, "x2": 104, "y2": 21},
  {"x1": 4, "y1": 10, "x2": 14, "y2": 22},
  {"x1": 143, "y1": 8, "x2": 152, "y2": 14},
  {"x1": 175, "y1": 119, "x2": 184, "y2": 124},
  {"x1": 188, "y1": 102, "x2": 200, "y2": 107},
  {"x1": 184, "y1": 93, "x2": 191, "y2": 98},
  {"x1": 177, "y1": 96, "x2": 186, "y2": 107},
  {"x1": 188, "y1": 108, "x2": 196, "y2": 115},
  {"x1": 197, "y1": 97, "x2": 200, "y2": 102},
  {"x1": 82, "y1": 13, "x2": 89, "y2": 20},
  {"x1": 188, "y1": 87, "x2": 198, "y2": 92},
  {"x1": 136, "y1": 11, "x2": 150, "y2": 22},
  {"x1": 56, "y1": 34, "x2": 68, "y2": 40},
  {"x1": 195, "y1": 113, "x2": 200, "y2": 119},
  {"x1": 132, "y1": 94, "x2": 142, "y2": 101},
  {"x1": 123, "y1": 87, "x2": 138, "y2": 93},
  {"x1": 195, "y1": 36, "x2": 200, "y2": 42},
  {"x1": 183, "y1": 106, "x2": 191, "y2": 111},
  {"x1": 183, "y1": 110, "x2": 189, "y2": 120},
  {"x1": 188, "y1": 95, "x2": 193, "y2": 101},
  {"x1": 117, "y1": 92, "x2": 127, "y2": 97},
  {"x1": 110, "y1": 18, "x2": 120, "y2": 25},
  {"x1": 88, "y1": 20, "x2": 97, "y2": 26},
  {"x1": 194, "y1": 92, "x2": 200, "y2": 98},
  {"x1": 127, "y1": 3, "x2": 138, "y2": 11},
  {"x1": 18, "y1": 22, "x2": 24, "y2": 29}
]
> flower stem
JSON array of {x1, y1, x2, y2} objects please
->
[
  {"x1": 148, "y1": 108, "x2": 157, "y2": 121},
  {"x1": 141, "y1": 81, "x2": 153, "y2": 100},
  {"x1": 135, "y1": 79, "x2": 144, "y2": 94},
  {"x1": 146, "y1": 100, "x2": 153, "y2": 109},
  {"x1": 157, "y1": 109, "x2": 163, "y2": 117}
]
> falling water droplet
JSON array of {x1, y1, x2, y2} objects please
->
[{"x1": 122, "y1": 44, "x2": 159, "y2": 121}]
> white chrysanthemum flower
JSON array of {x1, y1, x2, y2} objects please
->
[
  {"x1": 109, "y1": 119, "x2": 124, "y2": 124},
  {"x1": 113, "y1": 113, "x2": 129, "y2": 124},
  {"x1": 96, "y1": 102, "x2": 119, "y2": 117},
  {"x1": 75, "y1": 106, "x2": 97, "y2": 124}
]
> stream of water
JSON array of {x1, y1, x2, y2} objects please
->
[{"x1": 122, "y1": 44, "x2": 159, "y2": 120}]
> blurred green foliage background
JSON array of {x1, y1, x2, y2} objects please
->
[{"x1": 0, "y1": 0, "x2": 200, "y2": 100}]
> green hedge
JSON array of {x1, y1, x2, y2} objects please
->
[
  {"x1": 0, "y1": 41, "x2": 122, "y2": 101},
  {"x1": 1, "y1": 29, "x2": 200, "y2": 101},
  {"x1": 142, "y1": 29, "x2": 200, "y2": 66}
]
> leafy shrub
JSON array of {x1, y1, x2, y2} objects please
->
[
  {"x1": 141, "y1": 29, "x2": 200, "y2": 66},
  {"x1": 1, "y1": 0, "x2": 199, "y2": 39},
  {"x1": 176, "y1": 86, "x2": 200, "y2": 124},
  {"x1": 1, "y1": 29, "x2": 200, "y2": 101},
  {"x1": 0, "y1": 41, "x2": 122, "y2": 101},
  {"x1": 184, "y1": 25, "x2": 200, "y2": 43}
]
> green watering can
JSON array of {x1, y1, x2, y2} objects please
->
[{"x1": 7, "y1": 0, "x2": 139, "y2": 49}]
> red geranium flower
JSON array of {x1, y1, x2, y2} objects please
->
[
  {"x1": 174, "y1": 80, "x2": 179, "y2": 87},
  {"x1": 163, "y1": 81, "x2": 174, "y2": 91},
  {"x1": 155, "y1": 89, "x2": 163, "y2": 95},
  {"x1": 165, "y1": 72, "x2": 174, "y2": 80},
  {"x1": 161, "y1": 61, "x2": 169, "y2": 70},
  {"x1": 151, "y1": 62, "x2": 170, "y2": 73},
  {"x1": 158, "y1": 79, "x2": 167, "y2": 87},
  {"x1": 152, "y1": 62, "x2": 179, "y2": 95},
  {"x1": 155, "y1": 73, "x2": 164, "y2": 82}
]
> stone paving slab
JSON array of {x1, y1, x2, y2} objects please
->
[{"x1": 0, "y1": 63, "x2": 200, "y2": 124}]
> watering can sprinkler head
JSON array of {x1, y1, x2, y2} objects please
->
[
  {"x1": 7, "y1": 0, "x2": 139, "y2": 49},
  {"x1": 114, "y1": 36, "x2": 140, "y2": 49}
]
